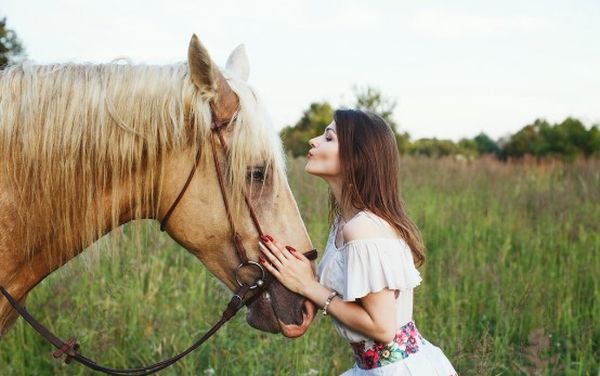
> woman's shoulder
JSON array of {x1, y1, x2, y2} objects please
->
[{"x1": 342, "y1": 210, "x2": 399, "y2": 243}]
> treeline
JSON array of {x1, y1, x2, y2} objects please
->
[{"x1": 280, "y1": 87, "x2": 600, "y2": 161}]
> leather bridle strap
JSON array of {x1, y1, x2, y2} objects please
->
[
  {"x1": 211, "y1": 120, "x2": 265, "y2": 238},
  {"x1": 158, "y1": 146, "x2": 202, "y2": 232},
  {"x1": 209, "y1": 118, "x2": 249, "y2": 262},
  {"x1": 160, "y1": 111, "x2": 265, "y2": 263},
  {"x1": 0, "y1": 248, "x2": 318, "y2": 375},
  {"x1": 0, "y1": 284, "x2": 251, "y2": 375}
]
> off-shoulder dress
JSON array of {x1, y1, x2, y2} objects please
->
[{"x1": 317, "y1": 210, "x2": 458, "y2": 375}]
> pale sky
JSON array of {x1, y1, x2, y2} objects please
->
[{"x1": 2, "y1": 0, "x2": 599, "y2": 141}]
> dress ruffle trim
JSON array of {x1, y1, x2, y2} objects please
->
[{"x1": 342, "y1": 238, "x2": 422, "y2": 301}]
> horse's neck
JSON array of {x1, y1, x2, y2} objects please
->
[{"x1": 0, "y1": 167, "x2": 157, "y2": 336}]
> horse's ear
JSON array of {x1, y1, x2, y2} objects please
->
[
  {"x1": 226, "y1": 44, "x2": 250, "y2": 82},
  {"x1": 188, "y1": 34, "x2": 239, "y2": 121},
  {"x1": 187, "y1": 34, "x2": 218, "y2": 93}
]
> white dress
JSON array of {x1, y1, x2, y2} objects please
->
[{"x1": 317, "y1": 211, "x2": 458, "y2": 375}]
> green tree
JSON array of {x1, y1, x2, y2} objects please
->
[
  {"x1": 350, "y1": 85, "x2": 414, "y2": 154},
  {"x1": 546, "y1": 117, "x2": 589, "y2": 160},
  {"x1": 408, "y1": 138, "x2": 459, "y2": 157},
  {"x1": 280, "y1": 102, "x2": 333, "y2": 157},
  {"x1": 395, "y1": 131, "x2": 411, "y2": 155},
  {"x1": 585, "y1": 125, "x2": 600, "y2": 157},
  {"x1": 351, "y1": 85, "x2": 398, "y2": 132},
  {"x1": 0, "y1": 17, "x2": 25, "y2": 67},
  {"x1": 457, "y1": 138, "x2": 479, "y2": 159},
  {"x1": 473, "y1": 132, "x2": 500, "y2": 155},
  {"x1": 503, "y1": 119, "x2": 547, "y2": 158}
]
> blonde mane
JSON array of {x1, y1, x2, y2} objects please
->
[{"x1": 0, "y1": 60, "x2": 286, "y2": 261}]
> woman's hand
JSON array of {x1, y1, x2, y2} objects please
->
[{"x1": 258, "y1": 234, "x2": 316, "y2": 296}]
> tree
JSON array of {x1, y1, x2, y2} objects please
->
[
  {"x1": 457, "y1": 138, "x2": 479, "y2": 159},
  {"x1": 550, "y1": 117, "x2": 590, "y2": 160},
  {"x1": 503, "y1": 119, "x2": 547, "y2": 158},
  {"x1": 395, "y1": 131, "x2": 411, "y2": 155},
  {"x1": 351, "y1": 85, "x2": 398, "y2": 132},
  {"x1": 408, "y1": 138, "x2": 459, "y2": 157},
  {"x1": 280, "y1": 102, "x2": 333, "y2": 157},
  {"x1": 584, "y1": 125, "x2": 600, "y2": 157},
  {"x1": 350, "y1": 85, "x2": 413, "y2": 154},
  {"x1": 473, "y1": 132, "x2": 500, "y2": 155},
  {"x1": 0, "y1": 17, "x2": 26, "y2": 68}
]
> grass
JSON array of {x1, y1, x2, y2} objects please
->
[{"x1": 0, "y1": 155, "x2": 598, "y2": 375}]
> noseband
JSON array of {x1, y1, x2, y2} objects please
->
[{"x1": 0, "y1": 104, "x2": 318, "y2": 375}]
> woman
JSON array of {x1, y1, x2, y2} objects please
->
[{"x1": 258, "y1": 109, "x2": 458, "y2": 375}]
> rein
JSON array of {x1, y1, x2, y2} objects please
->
[{"x1": 0, "y1": 106, "x2": 318, "y2": 375}]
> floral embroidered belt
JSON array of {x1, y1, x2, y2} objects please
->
[{"x1": 349, "y1": 320, "x2": 427, "y2": 370}]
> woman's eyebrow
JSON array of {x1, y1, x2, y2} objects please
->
[{"x1": 325, "y1": 127, "x2": 336, "y2": 133}]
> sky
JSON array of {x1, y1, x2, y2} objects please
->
[{"x1": 2, "y1": 0, "x2": 599, "y2": 141}]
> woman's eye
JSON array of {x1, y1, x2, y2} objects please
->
[
  {"x1": 247, "y1": 167, "x2": 266, "y2": 182},
  {"x1": 325, "y1": 137, "x2": 332, "y2": 141}
]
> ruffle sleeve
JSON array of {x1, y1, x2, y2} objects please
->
[{"x1": 341, "y1": 238, "x2": 423, "y2": 301}]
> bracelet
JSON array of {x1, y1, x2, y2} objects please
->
[{"x1": 322, "y1": 290, "x2": 338, "y2": 316}]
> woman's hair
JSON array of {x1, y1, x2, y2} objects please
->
[{"x1": 328, "y1": 108, "x2": 426, "y2": 267}]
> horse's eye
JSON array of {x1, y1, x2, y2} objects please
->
[{"x1": 247, "y1": 167, "x2": 265, "y2": 182}]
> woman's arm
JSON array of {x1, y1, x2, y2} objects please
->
[
  {"x1": 301, "y1": 280, "x2": 397, "y2": 344},
  {"x1": 257, "y1": 215, "x2": 399, "y2": 344},
  {"x1": 309, "y1": 214, "x2": 399, "y2": 343}
]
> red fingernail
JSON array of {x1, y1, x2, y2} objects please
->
[
  {"x1": 285, "y1": 246, "x2": 297, "y2": 253},
  {"x1": 260, "y1": 235, "x2": 270, "y2": 243},
  {"x1": 259, "y1": 256, "x2": 266, "y2": 263},
  {"x1": 265, "y1": 234, "x2": 274, "y2": 242}
]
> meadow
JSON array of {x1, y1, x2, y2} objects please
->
[{"x1": 0, "y1": 155, "x2": 598, "y2": 375}]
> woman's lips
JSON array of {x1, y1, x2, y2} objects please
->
[{"x1": 307, "y1": 152, "x2": 313, "y2": 159}]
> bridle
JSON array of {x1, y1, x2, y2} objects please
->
[
  {"x1": 160, "y1": 104, "x2": 274, "y2": 291},
  {"x1": 0, "y1": 103, "x2": 318, "y2": 375}
]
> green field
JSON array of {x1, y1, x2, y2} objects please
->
[{"x1": 1, "y1": 156, "x2": 598, "y2": 375}]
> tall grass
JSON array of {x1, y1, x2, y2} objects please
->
[{"x1": 0, "y1": 155, "x2": 598, "y2": 375}]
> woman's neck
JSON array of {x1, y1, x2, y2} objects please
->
[{"x1": 327, "y1": 177, "x2": 361, "y2": 222}]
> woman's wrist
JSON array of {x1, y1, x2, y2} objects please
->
[
  {"x1": 302, "y1": 280, "x2": 337, "y2": 309},
  {"x1": 298, "y1": 279, "x2": 315, "y2": 297},
  {"x1": 301, "y1": 279, "x2": 323, "y2": 301}
]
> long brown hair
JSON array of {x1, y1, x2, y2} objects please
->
[{"x1": 328, "y1": 108, "x2": 426, "y2": 267}]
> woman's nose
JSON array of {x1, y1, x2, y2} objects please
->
[{"x1": 309, "y1": 139, "x2": 317, "y2": 148}]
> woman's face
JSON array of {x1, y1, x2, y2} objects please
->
[{"x1": 305, "y1": 121, "x2": 341, "y2": 178}]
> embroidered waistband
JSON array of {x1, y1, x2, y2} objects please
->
[{"x1": 349, "y1": 320, "x2": 427, "y2": 370}]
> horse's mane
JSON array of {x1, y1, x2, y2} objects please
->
[{"x1": 0, "y1": 60, "x2": 286, "y2": 260}]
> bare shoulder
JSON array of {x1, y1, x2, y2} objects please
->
[{"x1": 342, "y1": 212, "x2": 392, "y2": 242}]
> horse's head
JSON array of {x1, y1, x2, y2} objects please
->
[{"x1": 158, "y1": 35, "x2": 316, "y2": 337}]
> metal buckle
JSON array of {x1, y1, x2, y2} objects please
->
[{"x1": 235, "y1": 261, "x2": 265, "y2": 290}]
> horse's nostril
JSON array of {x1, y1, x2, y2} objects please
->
[
  {"x1": 302, "y1": 299, "x2": 316, "y2": 321},
  {"x1": 278, "y1": 299, "x2": 317, "y2": 338}
]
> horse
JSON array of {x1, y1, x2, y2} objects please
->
[{"x1": 0, "y1": 34, "x2": 316, "y2": 340}]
